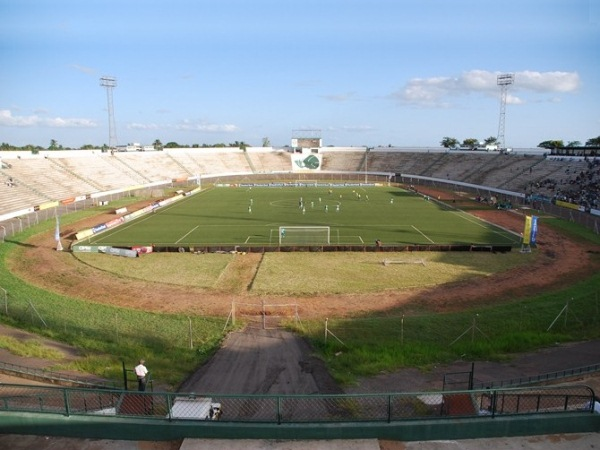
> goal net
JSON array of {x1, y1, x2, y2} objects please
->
[{"x1": 277, "y1": 226, "x2": 330, "y2": 245}]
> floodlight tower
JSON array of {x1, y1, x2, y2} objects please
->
[
  {"x1": 496, "y1": 73, "x2": 514, "y2": 150},
  {"x1": 100, "y1": 76, "x2": 118, "y2": 149}
]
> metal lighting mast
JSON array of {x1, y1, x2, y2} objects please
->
[
  {"x1": 496, "y1": 73, "x2": 514, "y2": 150},
  {"x1": 100, "y1": 76, "x2": 118, "y2": 149}
]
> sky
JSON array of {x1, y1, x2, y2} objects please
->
[{"x1": 0, "y1": 0, "x2": 598, "y2": 149}]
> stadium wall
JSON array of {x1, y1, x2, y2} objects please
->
[{"x1": 1, "y1": 410, "x2": 598, "y2": 442}]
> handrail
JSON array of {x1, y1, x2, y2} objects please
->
[
  {"x1": 473, "y1": 363, "x2": 600, "y2": 389},
  {"x1": 0, "y1": 383, "x2": 594, "y2": 424},
  {"x1": 0, "y1": 360, "x2": 117, "y2": 390}
]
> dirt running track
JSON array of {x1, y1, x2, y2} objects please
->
[
  {"x1": 5, "y1": 190, "x2": 600, "y2": 396},
  {"x1": 10, "y1": 198, "x2": 600, "y2": 319}
]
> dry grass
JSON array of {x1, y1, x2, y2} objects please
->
[
  {"x1": 75, "y1": 252, "x2": 233, "y2": 288},
  {"x1": 76, "y1": 250, "x2": 532, "y2": 295},
  {"x1": 251, "y1": 252, "x2": 531, "y2": 295},
  {"x1": 0, "y1": 336, "x2": 65, "y2": 360}
]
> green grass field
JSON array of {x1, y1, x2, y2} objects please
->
[{"x1": 85, "y1": 186, "x2": 520, "y2": 247}]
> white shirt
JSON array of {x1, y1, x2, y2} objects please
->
[{"x1": 135, "y1": 364, "x2": 148, "y2": 377}]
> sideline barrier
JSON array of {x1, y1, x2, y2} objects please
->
[{"x1": 143, "y1": 244, "x2": 513, "y2": 254}]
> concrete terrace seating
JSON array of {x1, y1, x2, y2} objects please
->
[
  {"x1": 321, "y1": 151, "x2": 365, "y2": 171},
  {"x1": 114, "y1": 152, "x2": 191, "y2": 181},
  {"x1": 1, "y1": 149, "x2": 596, "y2": 218},
  {"x1": 59, "y1": 153, "x2": 147, "y2": 190},
  {"x1": 246, "y1": 150, "x2": 292, "y2": 173},
  {"x1": 475, "y1": 155, "x2": 539, "y2": 190},
  {"x1": 1, "y1": 157, "x2": 97, "y2": 206},
  {"x1": 0, "y1": 171, "x2": 47, "y2": 213},
  {"x1": 366, "y1": 151, "x2": 419, "y2": 174},
  {"x1": 175, "y1": 149, "x2": 252, "y2": 175},
  {"x1": 531, "y1": 158, "x2": 591, "y2": 198}
]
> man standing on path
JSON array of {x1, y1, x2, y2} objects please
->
[{"x1": 135, "y1": 359, "x2": 148, "y2": 391}]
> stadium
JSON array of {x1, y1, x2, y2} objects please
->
[{"x1": 0, "y1": 145, "x2": 599, "y2": 446}]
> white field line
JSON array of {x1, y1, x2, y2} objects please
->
[
  {"x1": 450, "y1": 210, "x2": 521, "y2": 242},
  {"x1": 175, "y1": 225, "x2": 199, "y2": 244},
  {"x1": 411, "y1": 225, "x2": 435, "y2": 243},
  {"x1": 88, "y1": 193, "x2": 206, "y2": 244},
  {"x1": 88, "y1": 216, "x2": 153, "y2": 243}
]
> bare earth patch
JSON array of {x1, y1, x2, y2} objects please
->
[{"x1": 10, "y1": 193, "x2": 600, "y2": 320}]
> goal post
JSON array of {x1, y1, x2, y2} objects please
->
[{"x1": 278, "y1": 226, "x2": 330, "y2": 245}]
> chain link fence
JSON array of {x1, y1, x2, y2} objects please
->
[
  {"x1": 403, "y1": 176, "x2": 599, "y2": 233},
  {"x1": 318, "y1": 289, "x2": 600, "y2": 350},
  {"x1": 0, "y1": 383, "x2": 594, "y2": 423},
  {"x1": 0, "y1": 294, "x2": 225, "y2": 353}
]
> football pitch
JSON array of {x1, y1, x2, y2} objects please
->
[{"x1": 86, "y1": 186, "x2": 520, "y2": 247}]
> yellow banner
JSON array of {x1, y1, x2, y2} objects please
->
[
  {"x1": 522, "y1": 216, "x2": 532, "y2": 245},
  {"x1": 555, "y1": 200, "x2": 581, "y2": 211}
]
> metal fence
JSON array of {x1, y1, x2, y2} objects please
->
[
  {"x1": 0, "y1": 360, "x2": 117, "y2": 390},
  {"x1": 0, "y1": 383, "x2": 594, "y2": 423},
  {"x1": 473, "y1": 363, "x2": 600, "y2": 390},
  {"x1": 403, "y1": 175, "x2": 599, "y2": 233}
]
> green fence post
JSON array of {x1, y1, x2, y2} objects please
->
[
  {"x1": 63, "y1": 388, "x2": 70, "y2": 417},
  {"x1": 122, "y1": 361, "x2": 128, "y2": 390}
]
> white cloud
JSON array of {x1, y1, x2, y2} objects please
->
[
  {"x1": 506, "y1": 94, "x2": 524, "y2": 105},
  {"x1": 70, "y1": 64, "x2": 96, "y2": 75},
  {"x1": 127, "y1": 120, "x2": 239, "y2": 133},
  {"x1": 340, "y1": 125, "x2": 375, "y2": 133},
  {"x1": 175, "y1": 120, "x2": 239, "y2": 133},
  {"x1": 392, "y1": 70, "x2": 580, "y2": 107},
  {"x1": 320, "y1": 92, "x2": 357, "y2": 102},
  {"x1": 128, "y1": 122, "x2": 161, "y2": 130},
  {"x1": 516, "y1": 71, "x2": 580, "y2": 93},
  {"x1": 324, "y1": 125, "x2": 375, "y2": 134},
  {"x1": 0, "y1": 110, "x2": 97, "y2": 128}
]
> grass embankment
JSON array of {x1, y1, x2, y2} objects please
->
[
  {"x1": 1, "y1": 198, "x2": 599, "y2": 388},
  {"x1": 0, "y1": 199, "x2": 231, "y2": 390},
  {"x1": 295, "y1": 219, "x2": 600, "y2": 385},
  {"x1": 298, "y1": 277, "x2": 600, "y2": 385}
]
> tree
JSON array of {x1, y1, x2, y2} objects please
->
[
  {"x1": 538, "y1": 140, "x2": 564, "y2": 149},
  {"x1": 164, "y1": 142, "x2": 180, "y2": 148},
  {"x1": 585, "y1": 136, "x2": 600, "y2": 146},
  {"x1": 229, "y1": 141, "x2": 248, "y2": 150},
  {"x1": 48, "y1": 139, "x2": 59, "y2": 150},
  {"x1": 440, "y1": 137, "x2": 459, "y2": 148},
  {"x1": 566, "y1": 141, "x2": 582, "y2": 147},
  {"x1": 483, "y1": 136, "x2": 498, "y2": 146},
  {"x1": 461, "y1": 138, "x2": 479, "y2": 149},
  {"x1": 262, "y1": 137, "x2": 271, "y2": 147},
  {"x1": 153, "y1": 139, "x2": 163, "y2": 150}
]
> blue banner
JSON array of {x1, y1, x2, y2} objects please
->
[{"x1": 530, "y1": 215, "x2": 538, "y2": 245}]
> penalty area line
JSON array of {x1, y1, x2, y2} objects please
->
[
  {"x1": 175, "y1": 225, "x2": 199, "y2": 244},
  {"x1": 411, "y1": 225, "x2": 435, "y2": 243}
]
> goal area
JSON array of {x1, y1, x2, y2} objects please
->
[{"x1": 271, "y1": 226, "x2": 331, "y2": 245}]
